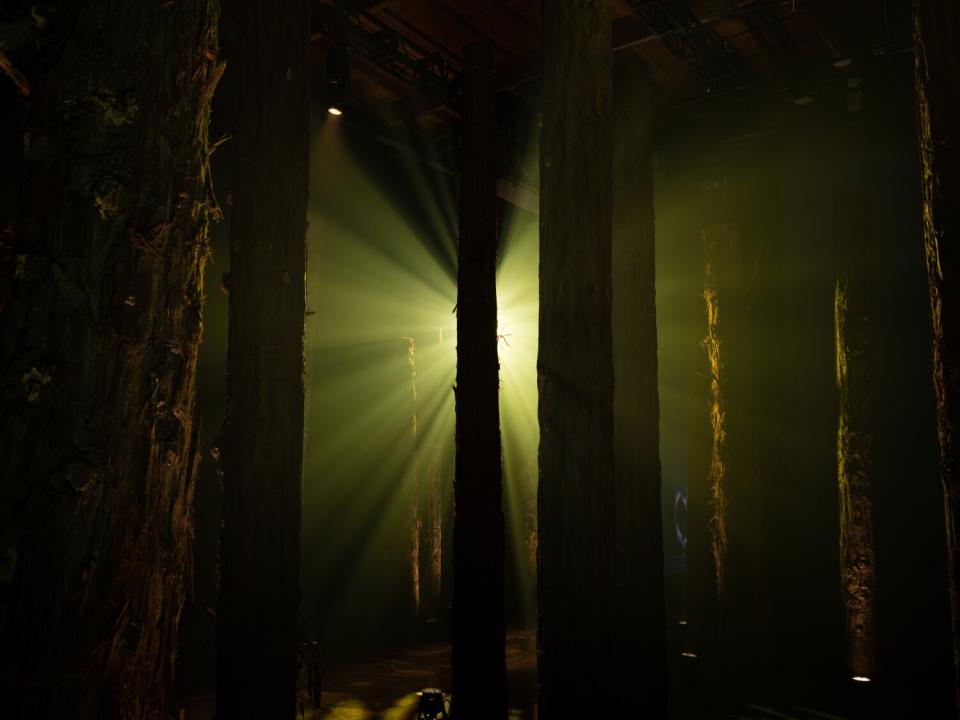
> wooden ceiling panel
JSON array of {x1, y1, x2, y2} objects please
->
[{"x1": 315, "y1": 0, "x2": 906, "y2": 123}]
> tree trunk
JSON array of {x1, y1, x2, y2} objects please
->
[
  {"x1": 538, "y1": 1, "x2": 616, "y2": 716},
  {"x1": 402, "y1": 336, "x2": 422, "y2": 618},
  {"x1": 833, "y1": 196, "x2": 877, "y2": 680},
  {"x1": 0, "y1": 3, "x2": 221, "y2": 717},
  {"x1": 452, "y1": 41, "x2": 507, "y2": 720},
  {"x1": 913, "y1": 2, "x2": 960, "y2": 710},
  {"x1": 215, "y1": 0, "x2": 309, "y2": 716},
  {"x1": 702, "y1": 222, "x2": 735, "y2": 611},
  {"x1": 701, "y1": 205, "x2": 773, "y2": 689},
  {"x1": 612, "y1": 52, "x2": 667, "y2": 715},
  {"x1": 426, "y1": 441, "x2": 443, "y2": 615}
]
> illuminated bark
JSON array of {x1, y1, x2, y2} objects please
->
[
  {"x1": 538, "y1": 1, "x2": 616, "y2": 716},
  {"x1": 700, "y1": 208, "x2": 777, "y2": 685},
  {"x1": 914, "y1": 2, "x2": 960, "y2": 709},
  {"x1": 612, "y1": 52, "x2": 667, "y2": 715},
  {"x1": 452, "y1": 41, "x2": 507, "y2": 720},
  {"x1": 833, "y1": 197, "x2": 877, "y2": 680},
  {"x1": 0, "y1": 3, "x2": 220, "y2": 716},
  {"x1": 427, "y1": 442, "x2": 443, "y2": 605},
  {"x1": 215, "y1": 0, "x2": 309, "y2": 716},
  {"x1": 702, "y1": 225, "x2": 733, "y2": 600},
  {"x1": 523, "y1": 460, "x2": 538, "y2": 584},
  {"x1": 402, "y1": 336, "x2": 422, "y2": 616}
]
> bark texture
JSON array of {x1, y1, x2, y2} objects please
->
[
  {"x1": 612, "y1": 52, "x2": 667, "y2": 715},
  {"x1": 402, "y1": 336, "x2": 422, "y2": 617},
  {"x1": 452, "y1": 41, "x2": 507, "y2": 720},
  {"x1": 538, "y1": 1, "x2": 616, "y2": 716},
  {"x1": 700, "y1": 202, "x2": 775, "y2": 687},
  {"x1": 833, "y1": 197, "x2": 877, "y2": 679},
  {"x1": 695, "y1": 175, "x2": 784, "y2": 691},
  {"x1": 0, "y1": 2, "x2": 221, "y2": 717},
  {"x1": 702, "y1": 224, "x2": 734, "y2": 601},
  {"x1": 215, "y1": 0, "x2": 310, "y2": 716},
  {"x1": 914, "y1": 1, "x2": 960, "y2": 710}
]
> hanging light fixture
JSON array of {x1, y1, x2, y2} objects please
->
[{"x1": 326, "y1": 38, "x2": 349, "y2": 116}]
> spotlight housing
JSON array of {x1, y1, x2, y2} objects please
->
[{"x1": 326, "y1": 40, "x2": 349, "y2": 117}]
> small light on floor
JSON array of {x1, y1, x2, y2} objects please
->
[
  {"x1": 852, "y1": 675, "x2": 871, "y2": 683},
  {"x1": 677, "y1": 620, "x2": 688, "y2": 626},
  {"x1": 681, "y1": 652, "x2": 698, "y2": 659},
  {"x1": 327, "y1": 106, "x2": 343, "y2": 116}
]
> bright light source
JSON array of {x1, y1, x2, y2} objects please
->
[
  {"x1": 852, "y1": 676, "x2": 872, "y2": 683},
  {"x1": 327, "y1": 106, "x2": 343, "y2": 117},
  {"x1": 681, "y1": 652, "x2": 698, "y2": 659}
]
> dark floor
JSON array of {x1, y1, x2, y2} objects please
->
[{"x1": 180, "y1": 629, "x2": 855, "y2": 720}]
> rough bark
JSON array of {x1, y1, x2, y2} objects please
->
[
  {"x1": 402, "y1": 336, "x2": 422, "y2": 617},
  {"x1": 612, "y1": 52, "x2": 667, "y2": 715},
  {"x1": 914, "y1": 2, "x2": 960, "y2": 710},
  {"x1": 451, "y1": 41, "x2": 507, "y2": 720},
  {"x1": 701, "y1": 205, "x2": 773, "y2": 687},
  {"x1": 538, "y1": 1, "x2": 616, "y2": 716},
  {"x1": 833, "y1": 196, "x2": 877, "y2": 680},
  {"x1": 0, "y1": 2, "x2": 221, "y2": 717},
  {"x1": 426, "y1": 441, "x2": 443, "y2": 611},
  {"x1": 702, "y1": 223, "x2": 734, "y2": 602},
  {"x1": 215, "y1": 0, "x2": 310, "y2": 716},
  {"x1": 686, "y1": 362, "x2": 719, "y2": 667}
]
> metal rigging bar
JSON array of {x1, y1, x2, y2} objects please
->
[
  {"x1": 622, "y1": 0, "x2": 745, "y2": 90},
  {"x1": 313, "y1": 1, "x2": 460, "y2": 111}
]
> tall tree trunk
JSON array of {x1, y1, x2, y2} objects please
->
[
  {"x1": 612, "y1": 52, "x2": 667, "y2": 715},
  {"x1": 913, "y1": 2, "x2": 960, "y2": 710},
  {"x1": 833, "y1": 196, "x2": 877, "y2": 680},
  {"x1": 702, "y1": 222, "x2": 735, "y2": 613},
  {"x1": 701, "y1": 206, "x2": 772, "y2": 690},
  {"x1": 538, "y1": 1, "x2": 616, "y2": 716},
  {"x1": 402, "y1": 336, "x2": 422, "y2": 618},
  {"x1": 0, "y1": 3, "x2": 221, "y2": 717},
  {"x1": 215, "y1": 0, "x2": 309, "y2": 716},
  {"x1": 426, "y1": 441, "x2": 443, "y2": 614},
  {"x1": 452, "y1": 41, "x2": 506, "y2": 720}
]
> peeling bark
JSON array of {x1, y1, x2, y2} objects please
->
[
  {"x1": 538, "y1": 1, "x2": 616, "y2": 716},
  {"x1": 702, "y1": 225, "x2": 734, "y2": 599},
  {"x1": 0, "y1": 2, "x2": 221, "y2": 717},
  {"x1": 914, "y1": 2, "x2": 960, "y2": 710},
  {"x1": 402, "y1": 336, "x2": 422, "y2": 617},
  {"x1": 833, "y1": 197, "x2": 877, "y2": 679}
]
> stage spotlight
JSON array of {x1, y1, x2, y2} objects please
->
[{"x1": 327, "y1": 40, "x2": 349, "y2": 116}]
